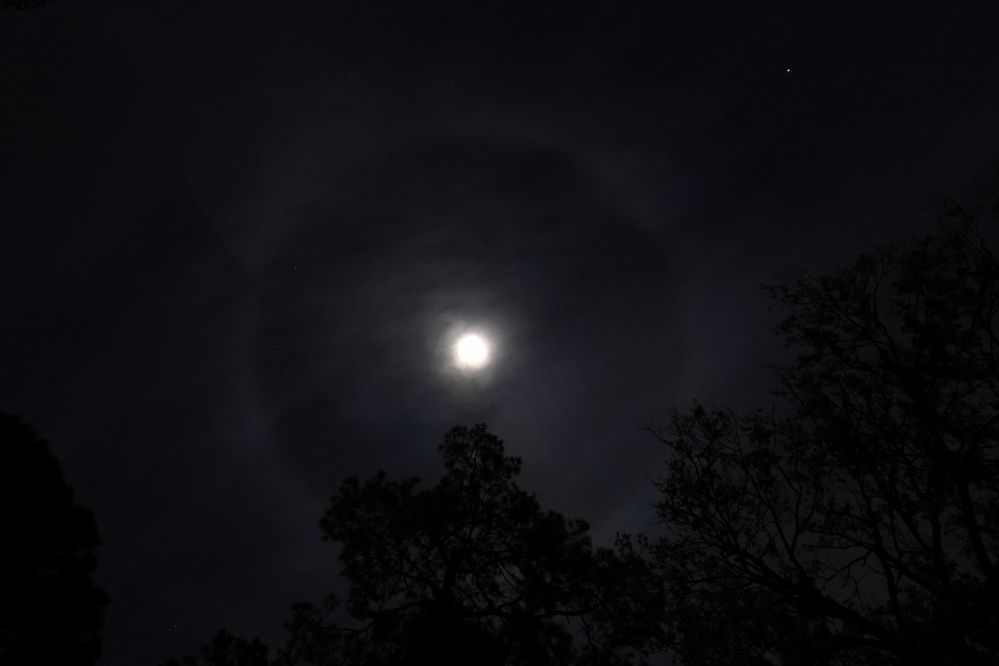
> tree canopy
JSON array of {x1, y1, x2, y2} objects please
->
[
  {"x1": 0, "y1": 412, "x2": 108, "y2": 666},
  {"x1": 650, "y1": 195, "x2": 999, "y2": 665},
  {"x1": 166, "y1": 425, "x2": 657, "y2": 666}
]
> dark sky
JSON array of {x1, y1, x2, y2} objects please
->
[{"x1": 2, "y1": 1, "x2": 998, "y2": 663}]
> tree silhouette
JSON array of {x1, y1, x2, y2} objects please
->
[
  {"x1": 649, "y1": 193, "x2": 999, "y2": 665},
  {"x1": 162, "y1": 631, "x2": 271, "y2": 666},
  {"x1": 167, "y1": 425, "x2": 657, "y2": 665},
  {"x1": 0, "y1": 412, "x2": 108, "y2": 666}
]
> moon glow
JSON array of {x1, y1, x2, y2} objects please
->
[{"x1": 454, "y1": 333, "x2": 490, "y2": 369}]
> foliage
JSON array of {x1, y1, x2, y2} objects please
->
[
  {"x1": 0, "y1": 412, "x2": 109, "y2": 666},
  {"x1": 161, "y1": 631, "x2": 271, "y2": 666},
  {"x1": 167, "y1": 425, "x2": 658, "y2": 665},
  {"x1": 650, "y1": 194, "x2": 999, "y2": 665}
]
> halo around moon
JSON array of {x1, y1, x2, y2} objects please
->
[{"x1": 454, "y1": 333, "x2": 490, "y2": 370}]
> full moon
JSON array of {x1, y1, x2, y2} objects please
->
[{"x1": 454, "y1": 333, "x2": 490, "y2": 369}]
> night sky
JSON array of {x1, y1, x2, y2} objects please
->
[{"x1": 3, "y1": 1, "x2": 999, "y2": 664}]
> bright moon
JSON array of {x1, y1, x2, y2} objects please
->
[{"x1": 454, "y1": 333, "x2": 490, "y2": 369}]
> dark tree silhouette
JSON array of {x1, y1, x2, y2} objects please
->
[
  {"x1": 162, "y1": 631, "x2": 271, "y2": 666},
  {"x1": 0, "y1": 412, "x2": 108, "y2": 666},
  {"x1": 649, "y1": 192, "x2": 999, "y2": 665},
  {"x1": 167, "y1": 425, "x2": 657, "y2": 665}
]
